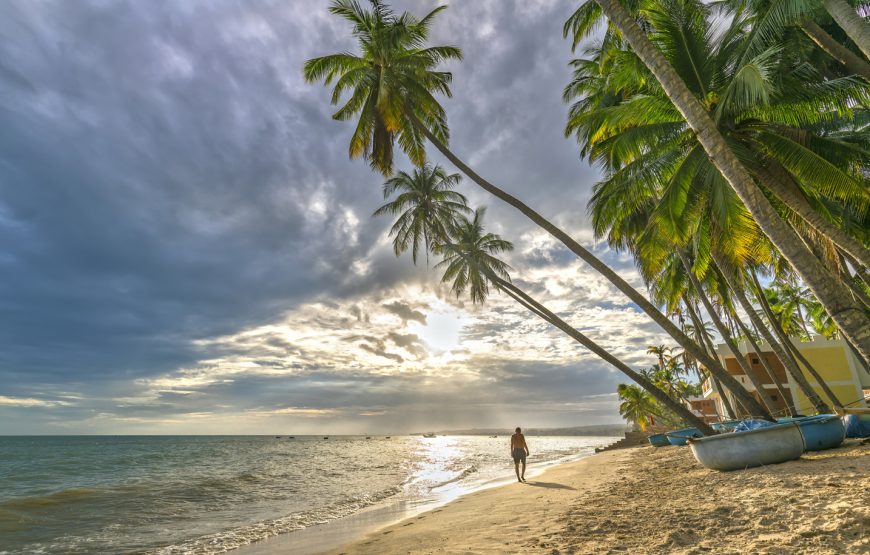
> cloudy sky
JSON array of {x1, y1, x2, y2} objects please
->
[{"x1": 0, "y1": 0, "x2": 677, "y2": 434}]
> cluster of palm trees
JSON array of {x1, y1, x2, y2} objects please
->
[
  {"x1": 304, "y1": 0, "x2": 869, "y2": 435},
  {"x1": 617, "y1": 345, "x2": 705, "y2": 431}
]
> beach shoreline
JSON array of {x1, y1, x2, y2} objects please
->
[
  {"x1": 234, "y1": 446, "x2": 632, "y2": 555},
  {"x1": 237, "y1": 438, "x2": 869, "y2": 555}
]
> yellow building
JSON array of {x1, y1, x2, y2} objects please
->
[{"x1": 701, "y1": 337, "x2": 869, "y2": 417}]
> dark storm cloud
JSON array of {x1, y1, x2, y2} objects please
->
[
  {"x1": 0, "y1": 0, "x2": 654, "y2": 432},
  {"x1": 0, "y1": 0, "x2": 412, "y2": 385}
]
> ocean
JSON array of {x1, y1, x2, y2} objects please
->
[{"x1": 0, "y1": 435, "x2": 617, "y2": 554}]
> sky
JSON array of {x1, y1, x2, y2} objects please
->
[{"x1": 0, "y1": 0, "x2": 678, "y2": 434}]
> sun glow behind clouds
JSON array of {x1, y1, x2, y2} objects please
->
[{"x1": 408, "y1": 300, "x2": 465, "y2": 353}]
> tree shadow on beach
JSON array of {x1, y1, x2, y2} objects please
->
[{"x1": 523, "y1": 481, "x2": 575, "y2": 490}]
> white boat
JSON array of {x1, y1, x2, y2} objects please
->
[{"x1": 688, "y1": 422, "x2": 804, "y2": 471}]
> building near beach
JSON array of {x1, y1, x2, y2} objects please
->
[
  {"x1": 700, "y1": 337, "x2": 869, "y2": 418},
  {"x1": 684, "y1": 396, "x2": 720, "y2": 423}
]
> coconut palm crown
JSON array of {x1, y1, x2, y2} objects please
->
[
  {"x1": 303, "y1": 0, "x2": 461, "y2": 175},
  {"x1": 435, "y1": 208, "x2": 514, "y2": 305},
  {"x1": 373, "y1": 163, "x2": 470, "y2": 264}
]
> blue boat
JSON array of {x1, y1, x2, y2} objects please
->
[
  {"x1": 666, "y1": 427, "x2": 703, "y2": 446},
  {"x1": 788, "y1": 415, "x2": 846, "y2": 451},
  {"x1": 648, "y1": 433, "x2": 670, "y2": 447}
]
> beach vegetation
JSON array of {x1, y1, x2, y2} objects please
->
[
  {"x1": 305, "y1": 0, "x2": 776, "y2": 423},
  {"x1": 307, "y1": 0, "x2": 870, "y2": 426},
  {"x1": 567, "y1": 0, "x2": 870, "y2": 363}
]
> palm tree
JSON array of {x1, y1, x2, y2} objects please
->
[
  {"x1": 677, "y1": 251, "x2": 779, "y2": 414},
  {"x1": 433, "y1": 208, "x2": 716, "y2": 434},
  {"x1": 565, "y1": 3, "x2": 870, "y2": 262},
  {"x1": 617, "y1": 383, "x2": 661, "y2": 430},
  {"x1": 820, "y1": 0, "x2": 870, "y2": 60},
  {"x1": 372, "y1": 164, "x2": 470, "y2": 264},
  {"x1": 305, "y1": 0, "x2": 773, "y2": 420},
  {"x1": 302, "y1": 0, "x2": 460, "y2": 176},
  {"x1": 567, "y1": 0, "x2": 868, "y2": 402},
  {"x1": 807, "y1": 296, "x2": 840, "y2": 339},
  {"x1": 751, "y1": 271, "x2": 844, "y2": 407},
  {"x1": 771, "y1": 280, "x2": 815, "y2": 340},
  {"x1": 434, "y1": 208, "x2": 514, "y2": 304},
  {"x1": 370, "y1": 169, "x2": 713, "y2": 432},
  {"x1": 582, "y1": 0, "x2": 870, "y2": 363},
  {"x1": 647, "y1": 344, "x2": 671, "y2": 372},
  {"x1": 713, "y1": 251, "x2": 831, "y2": 412}
]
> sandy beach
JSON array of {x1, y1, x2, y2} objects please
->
[{"x1": 311, "y1": 439, "x2": 870, "y2": 555}]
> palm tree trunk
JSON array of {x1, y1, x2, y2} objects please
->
[
  {"x1": 837, "y1": 255, "x2": 870, "y2": 309},
  {"x1": 732, "y1": 310, "x2": 795, "y2": 416},
  {"x1": 407, "y1": 111, "x2": 774, "y2": 419},
  {"x1": 759, "y1": 163, "x2": 870, "y2": 270},
  {"x1": 712, "y1": 253, "x2": 831, "y2": 413},
  {"x1": 796, "y1": 303, "x2": 812, "y2": 340},
  {"x1": 683, "y1": 298, "x2": 739, "y2": 420},
  {"x1": 750, "y1": 271, "x2": 843, "y2": 410},
  {"x1": 821, "y1": 0, "x2": 870, "y2": 61},
  {"x1": 677, "y1": 251, "x2": 777, "y2": 418},
  {"x1": 801, "y1": 18, "x2": 870, "y2": 81},
  {"x1": 846, "y1": 338, "x2": 870, "y2": 376},
  {"x1": 492, "y1": 276, "x2": 715, "y2": 435},
  {"x1": 843, "y1": 252, "x2": 870, "y2": 288},
  {"x1": 594, "y1": 0, "x2": 870, "y2": 366}
]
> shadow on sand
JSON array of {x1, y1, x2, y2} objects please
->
[{"x1": 523, "y1": 481, "x2": 575, "y2": 490}]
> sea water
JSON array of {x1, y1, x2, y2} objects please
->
[{"x1": 0, "y1": 435, "x2": 616, "y2": 554}]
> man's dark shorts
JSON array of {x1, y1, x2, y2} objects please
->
[{"x1": 512, "y1": 448, "x2": 526, "y2": 464}]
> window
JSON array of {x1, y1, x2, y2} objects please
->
[
  {"x1": 771, "y1": 395, "x2": 778, "y2": 401},
  {"x1": 752, "y1": 358, "x2": 760, "y2": 364}
]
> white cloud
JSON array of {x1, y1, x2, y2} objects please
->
[{"x1": 0, "y1": 395, "x2": 67, "y2": 407}]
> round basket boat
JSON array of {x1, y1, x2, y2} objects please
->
[
  {"x1": 688, "y1": 422, "x2": 804, "y2": 471},
  {"x1": 784, "y1": 414, "x2": 846, "y2": 451}
]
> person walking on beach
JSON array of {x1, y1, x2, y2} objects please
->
[{"x1": 511, "y1": 427, "x2": 529, "y2": 482}]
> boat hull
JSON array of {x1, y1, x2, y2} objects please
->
[
  {"x1": 648, "y1": 433, "x2": 670, "y2": 447},
  {"x1": 689, "y1": 422, "x2": 804, "y2": 471},
  {"x1": 666, "y1": 427, "x2": 702, "y2": 446},
  {"x1": 793, "y1": 415, "x2": 846, "y2": 451}
]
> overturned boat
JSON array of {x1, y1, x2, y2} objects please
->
[{"x1": 689, "y1": 422, "x2": 804, "y2": 471}]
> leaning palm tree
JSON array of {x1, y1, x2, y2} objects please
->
[
  {"x1": 819, "y1": 0, "x2": 870, "y2": 60},
  {"x1": 373, "y1": 174, "x2": 715, "y2": 432},
  {"x1": 304, "y1": 0, "x2": 773, "y2": 419},
  {"x1": 433, "y1": 208, "x2": 717, "y2": 434},
  {"x1": 372, "y1": 164, "x2": 470, "y2": 264},
  {"x1": 579, "y1": 0, "x2": 870, "y2": 363},
  {"x1": 302, "y1": 0, "x2": 459, "y2": 176}
]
